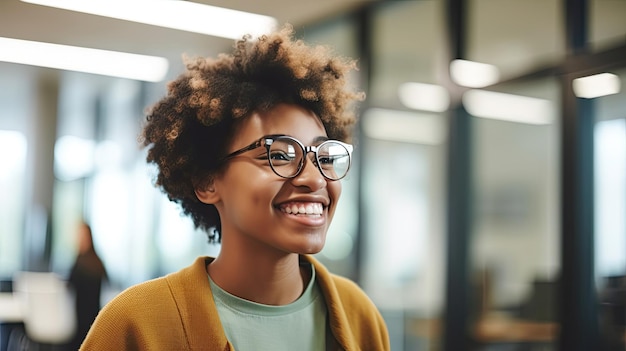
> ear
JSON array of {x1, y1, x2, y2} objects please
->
[{"x1": 195, "y1": 182, "x2": 220, "y2": 205}]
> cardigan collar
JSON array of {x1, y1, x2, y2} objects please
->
[{"x1": 165, "y1": 255, "x2": 354, "y2": 351}]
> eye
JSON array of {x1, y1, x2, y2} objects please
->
[
  {"x1": 318, "y1": 154, "x2": 343, "y2": 169},
  {"x1": 268, "y1": 150, "x2": 295, "y2": 165},
  {"x1": 318, "y1": 155, "x2": 334, "y2": 165}
]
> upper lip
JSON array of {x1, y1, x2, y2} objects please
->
[{"x1": 274, "y1": 195, "x2": 330, "y2": 208}]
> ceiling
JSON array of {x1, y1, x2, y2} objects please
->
[{"x1": 0, "y1": 0, "x2": 373, "y2": 71}]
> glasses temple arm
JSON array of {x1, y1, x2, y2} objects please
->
[{"x1": 222, "y1": 140, "x2": 264, "y2": 160}]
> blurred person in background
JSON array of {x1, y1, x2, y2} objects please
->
[
  {"x1": 80, "y1": 25, "x2": 389, "y2": 350},
  {"x1": 67, "y1": 221, "x2": 107, "y2": 351}
]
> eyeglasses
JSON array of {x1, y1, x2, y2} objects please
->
[{"x1": 222, "y1": 134, "x2": 353, "y2": 181}]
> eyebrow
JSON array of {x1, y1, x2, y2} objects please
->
[{"x1": 312, "y1": 136, "x2": 329, "y2": 144}]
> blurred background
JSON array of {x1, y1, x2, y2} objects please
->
[{"x1": 0, "y1": 0, "x2": 625, "y2": 350}]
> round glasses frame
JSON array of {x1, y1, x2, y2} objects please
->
[{"x1": 221, "y1": 134, "x2": 353, "y2": 180}]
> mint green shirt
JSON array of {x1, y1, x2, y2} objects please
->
[{"x1": 208, "y1": 263, "x2": 327, "y2": 351}]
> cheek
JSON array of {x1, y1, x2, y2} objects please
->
[
  {"x1": 327, "y1": 181, "x2": 343, "y2": 216},
  {"x1": 238, "y1": 173, "x2": 279, "y2": 207},
  {"x1": 250, "y1": 194, "x2": 265, "y2": 208},
  {"x1": 331, "y1": 181, "x2": 342, "y2": 199}
]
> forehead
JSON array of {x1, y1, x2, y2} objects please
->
[{"x1": 233, "y1": 104, "x2": 327, "y2": 146}]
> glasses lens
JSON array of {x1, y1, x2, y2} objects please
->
[
  {"x1": 317, "y1": 141, "x2": 351, "y2": 180},
  {"x1": 268, "y1": 138, "x2": 302, "y2": 178}
]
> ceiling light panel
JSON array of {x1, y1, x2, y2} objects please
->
[
  {"x1": 450, "y1": 59, "x2": 500, "y2": 88},
  {"x1": 0, "y1": 37, "x2": 169, "y2": 81},
  {"x1": 463, "y1": 90, "x2": 554, "y2": 125},
  {"x1": 363, "y1": 108, "x2": 446, "y2": 145},
  {"x1": 573, "y1": 73, "x2": 621, "y2": 99},
  {"x1": 21, "y1": 0, "x2": 278, "y2": 40},
  {"x1": 398, "y1": 82, "x2": 450, "y2": 113}
]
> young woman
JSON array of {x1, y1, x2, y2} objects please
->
[
  {"x1": 67, "y1": 221, "x2": 107, "y2": 350},
  {"x1": 81, "y1": 25, "x2": 389, "y2": 350}
]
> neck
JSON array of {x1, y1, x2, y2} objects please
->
[{"x1": 207, "y1": 245, "x2": 309, "y2": 306}]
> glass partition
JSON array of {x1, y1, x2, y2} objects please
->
[
  {"x1": 0, "y1": 64, "x2": 35, "y2": 279},
  {"x1": 48, "y1": 72, "x2": 213, "y2": 291},
  {"x1": 594, "y1": 68, "x2": 626, "y2": 349},
  {"x1": 467, "y1": 77, "x2": 561, "y2": 349},
  {"x1": 0, "y1": 130, "x2": 28, "y2": 278},
  {"x1": 364, "y1": 1, "x2": 447, "y2": 350}
]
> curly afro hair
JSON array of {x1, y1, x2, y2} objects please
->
[{"x1": 141, "y1": 24, "x2": 364, "y2": 242}]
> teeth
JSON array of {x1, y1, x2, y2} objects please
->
[{"x1": 280, "y1": 202, "x2": 323, "y2": 215}]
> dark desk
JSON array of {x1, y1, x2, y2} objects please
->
[{"x1": 0, "y1": 293, "x2": 24, "y2": 351}]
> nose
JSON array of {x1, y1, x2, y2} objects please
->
[{"x1": 290, "y1": 155, "x2": 326, "y2": 191}]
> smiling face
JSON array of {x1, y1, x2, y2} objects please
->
[{"x1": 197, "y1": 103, "x2": 342, "y2": 257}]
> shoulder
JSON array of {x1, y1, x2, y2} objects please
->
[
  {"x1": 80, "y1": 276, "x2": 180, "y2": 350},
  {"x1": 305, "y1": 255, "x2": 390, "y2": 350},
  {"x1": 110, "y1": 275, "x2": 172, "y2": 307},
  {"x1": 92, "y1": 275, "x2": 178, "y2": 328},
  {"x1": 307, "y1": 255, "x2": 374, "y2": 309},
  {"x1": 99, "y1": 258, "x2": 209, "y2": 319},
  {"x1": 82, "y1": 259, "x2": 212, "y2": 350},
  {"x1": 327, "y1": 273, "x2": 361, "y2": 292},
  {"x1": 326, "y1": 273, "x2": 381, "y2": 318}
]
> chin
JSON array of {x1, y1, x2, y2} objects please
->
[
  {"x1": 294, "y1": 237, "x2": 326, "y2": 255},
  {"x1": 299, "y1": 246, "x2": 324, "y2": 255}
]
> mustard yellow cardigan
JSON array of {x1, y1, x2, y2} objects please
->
[{"x1": 81, "y1": 256, "x2": 390, "y2": 350}]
